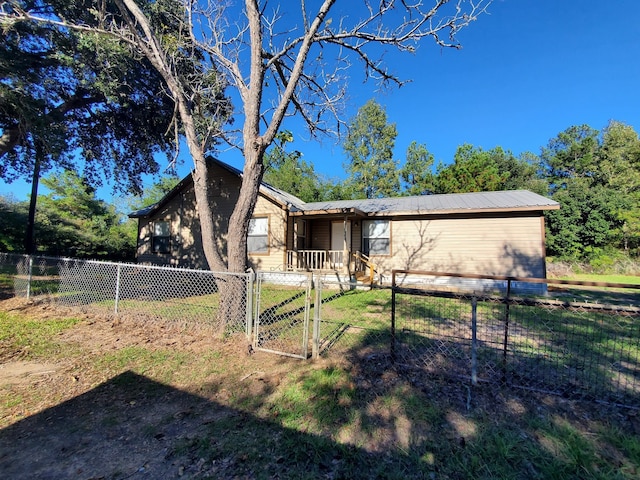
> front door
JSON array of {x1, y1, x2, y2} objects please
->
[{"x1": 331, "y1": 221, "x2": 351, "y2": 267}]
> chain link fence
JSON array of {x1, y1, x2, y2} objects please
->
[
  {"x1": 0, "y1": 253, "x2": 252, "y2": 335},
  {"x1": 3, "y1": 253, "x2": 640, "y2": 407},
  {"x1": 254, "y1": 271, "x2": 312, "y2": 359},
  {"x1": 312, "y1": 280, "x2": 392, "y2": 360},
  {"x1": 391, "y1": 271, "x2": 640, "y2": 408}
]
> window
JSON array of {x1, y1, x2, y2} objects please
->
[
  {"x1": 248, "y1": 217, "x2": 269, "y2": 254},
  {"x1": 296, "y1": 219, "x2": 306, "y2": 250},
  {"x1": 363, "y1": 219, "x2": 390, "y2": 255},
  {"x1": 152, "y1": 221, "x2": 171, "y2": 254}
]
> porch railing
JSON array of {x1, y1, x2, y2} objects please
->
[
  {"x1": 353, "y1": 251, "x2": 377, "y2": 284},
  {"x1": 287, "y1": 250, "x2": 344, "y2": 270}
]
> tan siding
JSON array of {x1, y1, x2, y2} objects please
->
[
  {"x1": 370, "y1": 214, "x2": 546, "y2": 278},
  {"x1": 248, "y1": 197, "x2": 288, "y2": 271},
  {"x1": 176, "y1": 189, "x2": 207, "y2": 269},
  {"x1": 136, "y1": 200, "x2": 183, "y2": 267},
  {"x1": 136, "y1": 162, "x2": 290, "y2": 270}
]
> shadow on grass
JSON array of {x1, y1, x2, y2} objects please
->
[
  {"x1": 1, "y1": 364, "x2": 639, "y2": 479},
  {"x1": 321, "y1": 334, "x2": 640, "y2": 480},
  {"x1": 0, "y1": 370, "x2": 442, "y2": 480}
]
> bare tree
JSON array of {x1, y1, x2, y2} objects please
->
[{"x1": 1, "y1": 0, "x2": 492, "y2": 274}]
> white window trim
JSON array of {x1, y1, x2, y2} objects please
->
[
  {"x1": 248, "y1": 217, "x2": 269, "y2": 254},
  {"x1": 363, "y1": 219, "x2": 391, "y2": 256}
]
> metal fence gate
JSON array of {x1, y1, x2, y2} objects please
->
[
  {"x1": 254, "y1": 271, "x2": 313, "y2": 359},
  {"x1": 312, "y1": 280, "x2": 392, "y2": 359}
]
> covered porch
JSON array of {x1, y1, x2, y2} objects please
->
[
  {"x1": 285, "y1": 207, "x2": 377, "y2": 282},
  {"x1": 286, "y1": 249, "x2": 376, "y2": 282}
]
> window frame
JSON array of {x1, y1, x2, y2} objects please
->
[
  {"x1": 152, "y1": 220, "x2": 171, "y2": 254},
  {"x1": 248, "y1": 216, "x2": 270, "y2": 255},
  {"x1": 362, "y1": 219, "x2": 391, "y2": 256}
]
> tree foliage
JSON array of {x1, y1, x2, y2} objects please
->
[
  {"x1": 343, "y1": 99, "x2": 400, "y2": 199},
  {"x1": 0, "y1": 171, "x2": 137, "y2": 259},
  {"x1": 539, "y1": 122, "x2": 640, "y2": 259},
  {"x1": 434, "y1": 144, "x2": 510, "y2": 194},
  {"x1": 540, "y1": 125, "x2": 600, "y2": 190},
  {"x1": 263, "y1": 131, "x2": 325, "y2": 202},
  {"x1": 1, "y1": 0, "x2": 231, "y2": 254},
  {"x1": 0, "y1": 0, "x2": 181, "y2": 193},
  {"x1": 127, "y1": 175, "x2": 181, "y2": 211},
  {"x1": 400, "y1": 141, "x2": 435, "y2": 196},
  {"x1": 0, "y1": 196, "x2": 28, "y2": 252}
]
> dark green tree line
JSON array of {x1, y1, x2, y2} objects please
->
[{"x1": 317, "y1": 99, "x2": 640, "y2": 260}]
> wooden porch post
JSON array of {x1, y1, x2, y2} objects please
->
[
  {"x1": 343, "y1": 217, "x2": 350, "y2": 276},
  {"x1": 292, "y1": 219, "x2": 299, "y2": 270}
]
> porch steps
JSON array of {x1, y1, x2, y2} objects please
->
[{"x1": 355, "y1": 271, "x2": 377, "y2": 285}]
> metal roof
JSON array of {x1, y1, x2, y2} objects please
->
[
  {"x1": 129, "y1": 157, "x2": 558, "y2": 219},
  {"x1": 293, "y1": 190, "x2": 559, "y2": 216}
]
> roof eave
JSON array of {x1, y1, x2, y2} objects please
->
[
  {"x1": 367, "y1": 204, "x2": 560, "y2": 217},
  {"x1": 290, "y1": 207, "x2": 367, "y2": 217}
]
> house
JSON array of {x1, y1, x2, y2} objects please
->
[{"x1": 129, "y1": 157, "x2": 560, "y2": 284}]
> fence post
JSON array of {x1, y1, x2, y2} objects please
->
[
  {"x1": 391, "y1": 271, "x2": 397, "y2": 363},
  {"x1": 471, "y1": 297, "x2": 478, "y2": 386},
  {"x1": 300, "y1": 273, "x2": 311, "y2": 360},
  {"x1": 502, "y1": 279, "x2": 512, "y2": 384},
  {"x1": 246, "y1": 271, "x2": 254, "y2": 340},
  {"x1": 26, "y1": 255, "x2": 33, "y2": 299},
  {"x1": 253, "y1": 272, "x2": 261, "y2": 347},
  {"x1": 312, "y1": 278, "x2": 322, "y2": 360},
  {"x1": 114, "y1": 263, "x2": 122, "y2": 314}
]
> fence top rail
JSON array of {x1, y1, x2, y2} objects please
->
[
  {"x1": 391, "y1": 269, "x2": 640, "y2": 291},
  {"x1": 2, "y1": 253, "x2": 251, "y2": 279},
  {"x1": 122, "y1": 263, "x2": 251, "y2": 278},
  {"x1": 5, "y1": 254, "x2": 132, "y2": 268},
  {"x1": 319, "y1": 280, "x2": 391, "y2": 290},
  {"x1": 393, "y1": 285, "x2": 640, "y2": 314}
]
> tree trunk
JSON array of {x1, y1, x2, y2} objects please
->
[
  {"x1": 176, "y1": 96, "x2": 227, "y2": 272},
  {"x1": 227, "y1": 148, "x2": 265, "y2": 272},
  {"x1": 190, "y1": 153, "x2": 226, "y2": 272},
  {"x1": 116, "y1": 0, "x2": 227, "y2": 273},
  {"x1": 24, "y1": 141, "x2": 43, "y2": 255},
  {"x1": 215, "y1": 147, "x2": 265, "y2": 338}
]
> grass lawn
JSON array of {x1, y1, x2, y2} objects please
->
[
  {"x1": 554, "y1": 273, "x2": 640, "y2": 285},
  {"x1": 0, "y1": 299, "x2": 639, "y2": 479}
]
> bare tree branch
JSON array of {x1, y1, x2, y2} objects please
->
[{"x1": 1, "y1": 0, "x2": 493, "y2": 288}]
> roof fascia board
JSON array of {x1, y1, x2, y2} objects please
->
[
  {"x1": 366, "y1": 204, "x2": 560, "y2": 217},
  {"x1": 290, "y1": 207, "x2": 367, "y2": 217}
]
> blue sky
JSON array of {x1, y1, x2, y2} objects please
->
[
  {"x1": 3, "y1": 0, "x2": 640, "y2": 202},
  {"x1": 285, "y1": 0, "x2": 640, "y2": 183}
]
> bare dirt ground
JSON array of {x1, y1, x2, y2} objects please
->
[{"x1": 0, "y1": 296, "x2": 305, "y2": 479}]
